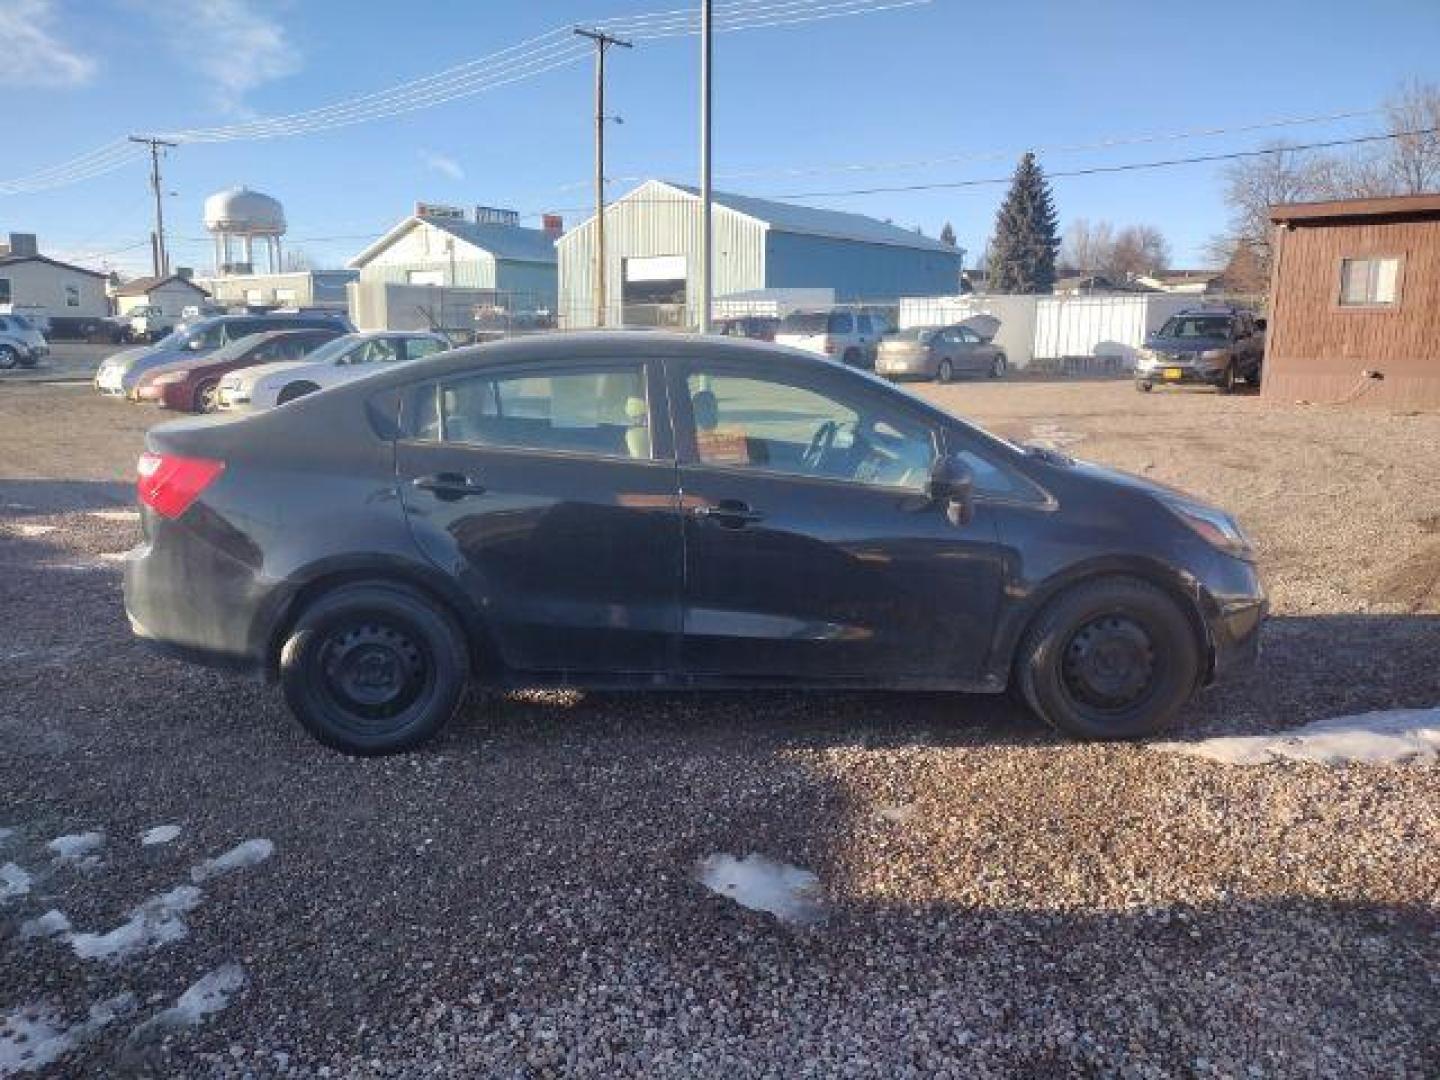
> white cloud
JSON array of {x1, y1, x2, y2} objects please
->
[
  {"x1": 421, "y1": 150, "x2": 465, "y2": 181},
  {"x1": 0, "y1": 0, "x2": 97, "y2": 87},
  {"x1": 150, "y1": 0, "x2": 301, "y2": 112}
]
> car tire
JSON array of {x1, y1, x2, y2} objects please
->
[
  {"x1": 193, "y1": 379, "x2": 220, "y2": 414},
  {"x1": 1219, "y1": 363, "x2": 1237, "y2": 394},
  {"x1": 0, "y1": 346, "x2": 18, "y2": 370},
  {"x1": 1016, "y1": 576, "x2": 1200, "y2": 741},
  {"x1": 277, "y1": 382, "x2": 319, "y2": 405},
  {"x1": 1136, "y1": 381, "x2": 1153, "y2": 393},
  {"x1": 990, "y1": 354, "x2": 1007, "y2": 379},
  {"x1": 280, "y1": 582, "x2": 470, "y2": 756},
  {"x1": 842, "y1": 347, "x2": 861, "y2": 367},
  {"x1": 936, "y1": 359, "x2": 954, "y2": 384}
]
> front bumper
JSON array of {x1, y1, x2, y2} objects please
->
[
  {"x1": 1136, "y1": 360, "x2": 1228, "y2": 387},
  {"x1": 876, "y1": 353, "x2": 932, "y2": 378}
]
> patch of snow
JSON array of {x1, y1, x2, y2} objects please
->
[
  {"x1": 126, "y1": 964, "x2": 246, "y2": 1045},
  {"x1": 1154, "y1": 707, "x2": 1440, "y2": 766},
  {"x1": 19, "y1": 911, "x2": 72, "y2": 941},
  {"x1": 0, "y1": 993, "x2": 134, "y2": 1077},
  {"x1": 876, "y1": 803, "x2": 917, "y2": 825},
  {"x1": 0, "y1": 863, "x2": 32, "y2": 902},
  {"x1": 1028, "y1": 422, "x2": 1085, "y2": 449},
  {"x1": 140, "y1": 825, "x2": 181, "y2": 847},
  {"x1": 47, "y1": 831, "x2": 104, "y2": 864},
  {"x1": 67, "y1": 885, "x2": 203, "y2": 961},
  {"x1": 97, "y1": 552, "x2": 129, "y2": 563},
  {"x1": 190, "y1": 838, "x2": 274, "y2": 883},
  {"x1": 11, "y1": 524, "x2": 55, "y2": 538},
  {"x1": 87, "y1": 510, "x2": 139, "y2": 523},
  {"x1": 696, "y1": 853, "x2": 825, "y2": 925}
]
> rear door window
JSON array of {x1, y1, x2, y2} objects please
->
[
  {"x1": 828, "y1": 312, "x2": 854, "y2": 335},
  {"x1": 403, "y1": 337, "x2": 446, "y2": 362},
  {"x1": 410, "y1": 364, "x2": 652, "y2": 461}
]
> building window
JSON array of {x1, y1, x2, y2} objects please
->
[
  {"x1": 274, "y1": 288, "x2": 297, "y2": 304},
  {"x1": 65, "y1": 284, "x2": 80, "y2": 307},
  {"x1": 1338, "y1": 256, "x2": 1401, "y2": 307},
  {"x1": 245, "y1": 289, "x2": 265, "y2": 304},
  {"x1": 0, "y1": 278, "x2": 10, "y2": 305}
]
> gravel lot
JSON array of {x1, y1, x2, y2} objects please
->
[{"x1": 1, "y1": 379, "x2": 1436, "y2": 1078}]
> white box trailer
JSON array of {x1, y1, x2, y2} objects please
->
[
  {"x1": 899, "y1": 292, "x2": 1196, "y2": 370},
  {"x1": 1032, "y1": 294, "x2": 1192, "y2": 366}
]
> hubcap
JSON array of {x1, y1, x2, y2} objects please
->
[
  {"x1": 318, "y1": 621, "x2": 428, "y2": 726},
  {"x1": 1062, "y1": 614, "x2": 1155, "y2": 710}
]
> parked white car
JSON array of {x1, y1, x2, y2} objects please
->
[
  {"x1": 774, "y1": 308, "x2": 891, "y2": 368},
  {"x1": 216, "y1": 331, "x2": 450, "y2": 410}
]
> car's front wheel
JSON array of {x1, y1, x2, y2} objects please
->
[
  {"x1": 1016, "y1": 577, "x2": 1200, "y2": 740},
  {"x1": 0, "y1": 346, "x2": 18, "y2": 370},
  {"x1": 1219, "y1": 362, "x2": 1238, "y2": 394},
  {"x1": 279, "y1": 582, "x2": 470, "y2": 755},
  {"x1": 193, "y1": 379, "x2": 220, "y2": 413},
  {"x1": 990, "y1": 354, "x2": 1007, "y2": 378}
]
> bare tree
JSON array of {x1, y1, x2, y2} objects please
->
[
  {"x1": 1061, "y1": 218, "x2": 1114, "y2": 277},
  {"x1": 1109, "y1": 225, "x2": 1170, "y2": 278},
  {"x1": 1380, "y1": 79, "x2": 1440, "y2": 194},
  {"x1": 283, "y1": 248, "x2": 316, "y2": 272}
]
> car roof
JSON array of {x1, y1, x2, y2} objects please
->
[{"x1": 341, "y1": 330, "x2": 836, "y2": 392}]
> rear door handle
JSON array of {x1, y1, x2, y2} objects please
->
[
  {"x1": 691, "y1": 500, "x2": 764, "y2": 527},
  {"x1": 411, "y1": 472, "x2": 486, "y2": 499}
]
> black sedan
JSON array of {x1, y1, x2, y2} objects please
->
[{"x1": 124, "y1": 332, "x2": 1265, "y2": 755}]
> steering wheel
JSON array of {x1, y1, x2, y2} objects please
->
[{"x1": 802, "y1": 420, "x2": 840, "y2": 471}]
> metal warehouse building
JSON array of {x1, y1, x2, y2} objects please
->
[{"x1": 558, "y1": 179, "x2": 964, "y2": 329}]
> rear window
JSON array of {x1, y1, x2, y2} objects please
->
[
  {"x1": 408, "y1": 365, "x2": 652, "y2": 460},
  {"x1": 1158, "y1": 315, "x2": 1232, "y2": 338},
  {"x1": 778, "y1": 311, "x2": 830, "y2": 335}
]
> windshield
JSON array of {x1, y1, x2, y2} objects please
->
[
  {"x1": 295, "y1": 334, "x2": 362, "y2": 366},
  {"x1": 778, "y1": 311, "x2": 829, "y2": 334},
  {"x1": 1157, "y1": 316, "x2": 1231, "y2": 339}
]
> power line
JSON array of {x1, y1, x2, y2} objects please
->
[{"x1": 0, "y1": 0, "x2": 918, "y2": 193}]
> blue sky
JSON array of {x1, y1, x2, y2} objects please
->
[{"x1": 3, "y1": 0, "x2": 1438, "y2": 277}]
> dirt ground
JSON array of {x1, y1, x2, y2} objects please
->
[{"x1": 0, "y1": 378, "x2": 1436, "y2": 1078}]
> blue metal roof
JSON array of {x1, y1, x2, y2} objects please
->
[
  {"x1": 666, "y1": 182, "x2": 956, "y2": 254},
  {"x1": 426, "y1": 218, "x2": 557, "y2": 264}
]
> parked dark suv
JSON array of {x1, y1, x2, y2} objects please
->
[
  {"x1": 124, "y1": 332, "x2": 1265, "y2": 755},
  {"x1": 1135, "y1": 306, "x2": 1265, "y2": 393}
]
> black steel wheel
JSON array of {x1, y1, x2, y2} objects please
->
[
  {"x1": 194, "y1": 379, "x2": 220, "y2": 413},
  {"x1": 280, "y1": 582, "x2": 469, "y2": 755},
  {"x1": 1016, "y1": 577, "x2": 1200, "y2": 740}
]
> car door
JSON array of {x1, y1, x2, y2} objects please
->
[
  {"x1": 953, "y1": 327, "x2": 983, "y2": 371},
  {"x1": 396, "y1": 356, "x2": 682, "y2": 676},
  {"x1": 672, "y1": 356, "x2": 1009, "y2": 683}
]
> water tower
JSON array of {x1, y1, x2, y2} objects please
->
[{"x1": 204, "y1": 187, "x2": 286, "y2": 275}]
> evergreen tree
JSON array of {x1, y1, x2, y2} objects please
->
[
  {"x1": 940, "y1": 221, "x2": 957, "y2": 247},
  {"x1": 986, "y1": 152, "x2": 1060, "y2": 293}
]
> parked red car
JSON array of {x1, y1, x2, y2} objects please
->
[{"x1": 135, "y1": 328, "x2": 345, "y2": 412}]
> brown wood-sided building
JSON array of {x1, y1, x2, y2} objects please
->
[{"x1": 1265, "y1": 193, "x2": 1440, "y2": 409}]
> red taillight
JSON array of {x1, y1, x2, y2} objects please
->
[
  {"x1": 137, "y1": 452, "x2": 225, "y2": 519},
  {"x1": 823, "y1": 339, "x2": 837, "y2": 355}
]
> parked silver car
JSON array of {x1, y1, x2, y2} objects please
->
[
  {"x1": 876, "y1": 324, "x2": 1007, "y2": 383},
  {"x1": 0, "y1": 313, "x2": 50, "y2": 369}
]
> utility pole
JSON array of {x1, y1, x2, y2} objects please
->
[
  {"x1": 574, "y1": 28, "x2": 631, "y2": 328},
  {"x1": 698, "y1": 0, "x2": 713, "y2": 333},
  {"x1": 129, "y1": 136, "x2": 177, "y2": 278}
]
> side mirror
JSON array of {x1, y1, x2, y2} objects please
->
[{"x1": 929, "y1": 454, "x2": 975, "y2": 526}]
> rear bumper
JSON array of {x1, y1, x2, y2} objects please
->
[{"x1": 123, "y1": 510, "x2": 278, "y2": 673}]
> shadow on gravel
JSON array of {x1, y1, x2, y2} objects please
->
[{"x1": 0, "y1": 478, "x2": 133, "y2": 513}]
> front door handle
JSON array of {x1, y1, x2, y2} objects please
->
[
  {"x1": 411, "y1": 472, "x2": 486, "y2": 500},
  {"x1": 692, "y1": 500, "x2": 764, "y2": 527}
]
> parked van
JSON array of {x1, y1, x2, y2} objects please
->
[{"x1": 775, "y1": 308, "x2": 891, "y2": 368}]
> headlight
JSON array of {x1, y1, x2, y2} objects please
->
[
  {"x1": 1160, "y1": 495, "x2": 1254, "y2": 560},
  {"x1": 1198, "y1": 348, "x2": 1229, "y2": 363}
]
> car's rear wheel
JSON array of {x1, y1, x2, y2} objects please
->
[
  {"x1": 936, "y1": 358, "x2": 954, "y2": 384},
  {"x1": 193, "y1": 379, "x2": 219, "y2": 413},
  {"x1": 1016, "y1": 577, "x2": 1200, "y2": 740},
  {"x1": 279, "y1": 582, "x2": 470, "y2": 755},
  {"x1": 990, "y1": 354, "x2": 1007, "y2": 378},
  {"x1": 278, "y1": 382, "x2": 318, "y2": 405},
  {"x1": 0, "y1": 346, "x2": 18, "y2": 370}
]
